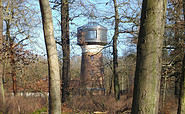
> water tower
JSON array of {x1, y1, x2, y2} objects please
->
[{"x1": 77, "y1": 22, "x2": 107, "y2": 94}]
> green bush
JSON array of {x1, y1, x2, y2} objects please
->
[{"x1": 30, "y1": 107, "x2": 47, "y2": 114}]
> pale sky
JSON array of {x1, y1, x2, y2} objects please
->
[{"x1": 30, "y1": 0, "x2": 141, "y2": 58}]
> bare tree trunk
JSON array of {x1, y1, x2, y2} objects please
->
[
  {"x1": 5, "y1": 18, "x2": 17, "y2": 96},
  {"x1": 113, "y1": 0, "x2": 120, "y2": 101},
  {"x1": 174, "y1": 0, "x2": 182, "y2": 97},
  {"x1": 9, "y1": 32, "x2": 17, "y2": 96},
  {"x1": 6, "y1": 18, "x2": 17, "y2": 96},
  {"x1": 39, "y1": 0, "x2": 61, "y2": 113},
  {"x1": 61, "y1": 0, "x2": 70, "y2": 103},
  {"x1": 10, "y1": 45, "x2": 17, "y2": 96},
  {"x1": 177, "y1": 0, "x2": 185, "y2": 113},
  {"x1": 0, "y1": 0, "x2": 5, "y2": 105},
  {"x1": 131, "y1": 0, "x2": 167, "y2": 113},
  {"x1": 178, "y1": 54, "x2": 185, "y2": 114}
]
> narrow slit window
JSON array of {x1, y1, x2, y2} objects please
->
[{"x1": 91, "y1": 70, "x2": 94, "y2": 78}]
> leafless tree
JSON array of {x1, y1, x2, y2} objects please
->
[
  {"x1": 0, "y1": 0, "x2": 5, "y2": 105},
  {"x1": 131, "y1": 0, "x2": 167, "y2": 113},
  {"x1": 39, "y1": 0, "x2": 61, "y2": 113}
]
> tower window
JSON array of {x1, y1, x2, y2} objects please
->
[
  {"x1": 88, "y1": 30, "x2": 97, "y2": 39},
  {"x1": 91, "y1": 70, "x2": 94, "y2": 78}
]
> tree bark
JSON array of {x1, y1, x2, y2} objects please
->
[
  {"x1": 178, "y1": 54, "x2": 185, "y2": 114},
  {"x1": 174, "y1": 0, "x2": 182, "y2": 97},
  {"x1": 177, "y1": 0, "x2": 185, "y2": 113},
  {"x1": 6, "y1": 18, "x2": 17, "y2": 96},
  {"x1": 39, "y1": 0, "x2": 61, "y2": 113},
  {"x1": 0, "y1": 0, "x2": 5, "y2": 105},
  {"x1": 131, "y1": 0, "x2": 167, "y2": 113},
  {"x1": 61, "y1": 0, "x2": 70, "y2": 103},
  {"x1": 10, "y1": 44, "x2": 17, "y2": 96},
  {"x1": 113, "y1": 0, "x2": 120, "y2": 101}
]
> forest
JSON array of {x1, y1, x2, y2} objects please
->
[{"x1": 0, "y1": 0, "x2": 184, "y2": 114}]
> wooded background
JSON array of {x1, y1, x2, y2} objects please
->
[{"x1": 0, "y1": 0, "x2": 184, "y2": 113}]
